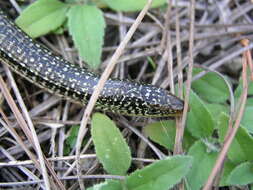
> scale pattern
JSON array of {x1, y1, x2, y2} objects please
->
[{"x1": 0, "y1": 10, "x2": 184, "y2": 117}]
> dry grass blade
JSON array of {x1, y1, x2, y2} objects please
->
[
  {"x1": 0, "y1": 76, "x2": 65, "y2": 189},
  {"x1": 1, "y1": 0, "x2": 253, "y2": 189},
  {"x1": 75, "y1": 0, "x2": 154, "y2": 188},
  {"x1": 174, "y1": 0, "x2": 195, "y2": 156},
  {"x1": 203, "y1": 39, "x2": 250, "y2": 190},
  {"x1": 0, "y1": 76, "x2": 50, "y2": 189}
]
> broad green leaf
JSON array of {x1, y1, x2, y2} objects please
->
[
  {"x1": 227, "y1": 162, "x2": 253, "y2": 185},
  {"x1": 241, "y1": 98, "x2": 253, "y2": 133},
  {"x1": 234, "y1": 76, "x2": 253, "y2": 99},
  {"x1": 186, "y1": 140, "x2": 236, "y2": 188},
  {"x1": 205, "y1": 103, "x2": 229, "y2": 123},
  {"x1": 91, "y1": 113, "x2": 131, "y2": 175},
  {"x1": 186, "y1": 90, "x2": 214, "y2": 138},
  {"x1": 144, "y1": 120, "x2": 195, "y2": 151},
  {"x1": 192, "y1": 68, "x2": 230, "y2": 103},
  {"x1": 186, "y1": 141, "x2": 218, "y2": 190},
  {"x1": 219, "y1": 160, "x2": 236, "y2": 186},
  {"x1": 126, "y1": 155, "x2": 192, "y2": 190},
  {"x1": 87, "y1": 180, "x2": 123, "y2": 190},
  {"x1": 218, "y1": 113, "x2": 253, "y2": 164},
  {"x1": 144, "y1": 120, "x2": 175, "y2": 150},
  {"x1": 16, "y1": 0, "x2": 69, "y2": 38},
  {"x1": 104, "y1": 0, "x2": 166, "y2": 11},
  {"x1": 67, "y1": 5, "x2": 105, "y2": 68}
]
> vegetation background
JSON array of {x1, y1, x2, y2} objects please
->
[{"x1": 0, "y1": 0, "x2": 253, "y2": 189}]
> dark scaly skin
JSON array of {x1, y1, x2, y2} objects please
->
[{"x1": 0, "y1": 10, "x2": 184, "y2": 117}]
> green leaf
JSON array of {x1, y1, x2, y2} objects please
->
[
  {"x1": 227, "y1": 162, "x2": 253, "y2": 185},
  {"x1": 205, "y1": 103, "x2": 229, "y2": 124},
  {"x1": 87, "y1": 180, "x2": 123, "y2": 190},
  {"x1": 185, "y1": 140, "x2": 235, "y2": 188},
  {"x1": 144, "y1": 120, "x2": 195, "y2": 151},
  {"x1": 126, "y1": 155, "x2": 192, "y2": 190},
  {"x1": 186, "y1": 90, "x2": 215, "y2": 138},
  {"x1": 65, "y1": 125, "x2": 79, "y2": 147},
  {"x1": 241, "y1": 98, "x2": 253, "y2": 133},
  {"x1": 192, "y1": 68, "x2": 230, "y2": 103},
  {"x1": 67, "y1": 5, "x2": 105, "y2": 68},
  {"x1": 218, "y1": 113, "x2": 253, "y2": 164},
  {"x1": 219, "y1": 160, "x2": 236, "y2": 186},
  {"x1": 64, "y1": 125, "x2": 88, "y2": 155},
  {"x1": 186, "y1": 141, "x2": 218, "y2": 190},
  {"x1": 103, "y1": 0, "x2": 166, "y2": 11},
  {"x1": 91, "y1": 113, "x2": 131, "y2": 175},
  {"x1": 234, "y1": 76, "x2": 253, "y2": 99},
  {"x1": 144, "y1": 120, "x2": 175, "y2": 150},
  {"x1": 15, "y1": 0, "x2": 69, "y2": 38}
]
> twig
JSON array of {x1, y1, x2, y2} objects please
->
[
  {"x1": 203, "y1": 39, "x2": 249, "y2": 190},
  {"x1": 0, "y1": 73, "x2": 66, "y2": 189},
  {"x1": 0, "y1": 76, "x2": 51, "y2": 190},
  {"x1": 0, "y1": 174, "x2": 125, "y2": 187},
  {"x1": 118, "y1": 117, "x2": 166, "y2": 159},
  {"x1": 76, "y1": 0, "x2": 152, "y2": 186},
  {"x1": 4, "y1": 65, "x2": 53, "y2": 189},
  {"x1": 174, "y1": 0, "x2": 195, "y2": 155},
  {"x1": 75, "y1": 1, "x2": 154, "y2": 188}
]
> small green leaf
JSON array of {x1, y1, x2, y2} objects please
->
[
  {"x1": 234, "y1": 76, "x2": 253, "y2": 99},
  {"x1": 205, "y1": 103, "x2": 229, "y2": 124},
  {"x1": 147, "y1": 57, "x2": 156, "y2": 70},
  {"x1": 144, "y1": 120, "x2": 175, "y2": 150},
  {"x1": 186, "y1": 90, "x2": 215, "y2": 138},
  {"x1": 192, "y1": 68, "x2": 230, "y2": 103},
  {"x1": 218, "y1": 113, "x2": 253, "y2": 164},
  {"x1": 219, "y1": 160, "x2": 236, "y2": 186},
  {"x1": 126, "y1": 155, "x2": 192, "y2": 190},
  {"x1": 87, "y1": 180, "x2": 123, "y2": 190},
  {"x1": 227, "y1": 162, "x2": 253, "y2": 185},
  {"x1": 65, "y1": 125, "x2": 79, "y2": 148},
  {"x1": 241, "y1": 98, "x2": 253, "y2": 133},
  {"x1": 16, "y1": 0, "x2": 69, "y2": 38},
  {"x1": 186, "y1": 141, "x2": 218, "y2": 190},
  {"x1": 144, "y1": 120, "x2": 195, "y2": 151},
  {"x1": 67, "y1": 5, "x2": 105, "y2": 68},
  {"x1": 104, "y1": 0, "x2": 166, "y2": 11},
  {"x1": 64, "y1": 125, "x2": 88, "y2": 155},
  {"x1": 91, "y1": 113, "x2": 131, "y2": 175}
]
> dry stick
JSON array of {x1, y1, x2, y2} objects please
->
[
  {"x1": 244, "y1": 40, "x2": 253, "y2": 81},
  {"x1": 174, "y1": 0, "x2": 195, "y2": 155},
  {"x1": 0, "y1": 174, "x2": 125, "y2": 187},
  {"x1": 203, "y1": 41, "x2": 249, "y2": 190},
  {"x1": 0, "y1": 146, "x2": 44, "y2": 189},
  {"x1": 0, "y1": 112, "x2": 44, "y2": 175},
  {"x1": 9, "y1": 0, "x2": 22, "y2": 13},
  {"x1": 4, "y1": 67, "x2": 66, "y2": 190},
  {"x1": 0, "y1": 154, "x2": 156, "y2": 167},
  {"x1": 174, "y1": 0, "x2": 184, "y2": 157},
  {"x1": 165, "y1": 0, "x2": 175, "y2": 94},
  {"x1": 174, "y1": 0, "x2": 184, "y2": 155},
  {"x1": 75, "y1": 0, "x2": 154, "y2": 188},
  {"x1": 162, "y1": 0, "x2": 176, "y2": 158},
  {"x1": 0, "y1": 76, "x2": 50, "y2": 190},
  {"x1": 118, "y1": 117, "x2": 165, "y2": 159},
  {"x1": 4, "y1": 67, "x2": 52, "y2": 189},
  {"x1": 0, "y1": 75, "x2": 65, "y2": 190},
  {"x1": 192, "y1": 44, "x2": 253, "y2": 81},
  {"x1": 175, "y1": 0, "x2": 183, "y2": 99}
]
